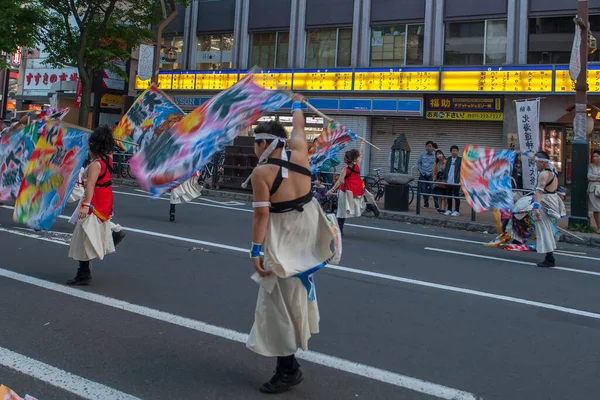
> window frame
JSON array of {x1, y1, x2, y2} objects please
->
[
  {"x1": 305, "y1": 27, "x2": 352, "y2": 68},
  {"x1": 369, "y1": 23, "x2": 425, "y2": 67},
  {"x1": 249, "y1": 31, "x2": 289, "y2": 69},
  {"x1": 443, "y1": 19, "x2": 507, "y2": 66},
  {"x1": 196, "y1": 33, "x2": 234, "y2": 70}
]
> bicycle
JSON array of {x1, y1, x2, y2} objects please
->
[{"x1": 364, "y1": 168, "x2": 385, "y2": 201}]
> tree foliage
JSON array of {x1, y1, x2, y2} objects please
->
[
  {"x1": 36, "y1": 0, "x2": 188, "y2": 125},
  {"x1": 0, "y1": 0, "x2": 46, "y2": 69}
]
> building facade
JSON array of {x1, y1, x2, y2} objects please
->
[{"x1": 134, "y1": 0, "x2": 600, "y2": 183}]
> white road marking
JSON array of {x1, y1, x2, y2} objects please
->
[
  {"x1": 111, "y1": 189, "x2": 600, "y2": 260},
  {"x1": 0, "y1": 227, "x2": 70, "y2": 247},
  {"x1": 0, "y1": 268, "x2": 478, "y2": 400},
  {"x1": 424, "y1": 247, "x2": 600, "y2": 277},
  {"x1": 0, "y1": 346, "x2": 141, "y2": 400},
  {"x1": 2, "y1": 217, "x2": 600, "y2": 322},
  {"x1": 112, "y1": 191, "x2": 253, "y2": 213}
]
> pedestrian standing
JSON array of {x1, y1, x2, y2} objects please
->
[
  {"x1": 588, "y1": 149, "x2": 600, "y2": 233},
  {"x1": 417, "y1": 141, "x2": 435, "y2": 208},
  {"x1": 444, "y1": 145, "x2": 462, "y2": 217},
  {"x1": 247, "y1": 94, "x2": 337, "y2": 393},
  {"x1": 327, "y1": 141, "x2": 366, "y2": 236},
  {"x1": 67, "y1": 127, "x2": 117, "y2": 285},
  {"x1": 432, "y1": 150, "x2": 447, "y2": 214}
]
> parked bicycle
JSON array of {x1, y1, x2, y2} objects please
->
[{"x1": 364, "y1": 168, "x2": 417, "y2": 205}]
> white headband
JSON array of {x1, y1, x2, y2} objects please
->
[{"x1": 241, "y1": 133, "x2": 288, "y2": 188}]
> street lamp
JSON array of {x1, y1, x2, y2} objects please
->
[{"x1": 569, "y1": 0, "x2": 593, "y2": 228}]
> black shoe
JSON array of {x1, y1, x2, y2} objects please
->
[
  {"x1": 112, "y1": 231, "x2": 126, "y2": 247},
  {"x1": 169, "y1": 213, "x2": 175, "y2": 222},
  {"x1": 536, "y1": 260, "x2": 555, "y2": 268},
  {"x1": 372, "y1": 206, "x2": 380, "y2": 218},
  {"x1": 66, "y1": 269, "x2": 92, "y2": 286},
  {"x1": 260, "y1": 368, "x2": 303, "y2": 394}
]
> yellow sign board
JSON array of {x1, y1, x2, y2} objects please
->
[
  {"x1": 292, "y1": 70, "x2": 353, "y2": 91},
  {"x1": 135, "y1": 75, "x2": 151, "y2": 90},
  {"x1": 251, "y1": 71, "x2": 293, "y2": 90},
  {"x1": 354, "y1": 68, "x2": 439, "y2": 91},
  {"x1": 195, "y1": 72, "x2": 239, "y2": 90},
  {"x1": 425, "y1": 110, "x2": 504, "y2": 121},
  {"x1": 172, "y1": 73, "x2": 196, "y2": 90},
  {"x1": 554, "y1": 67, "x2": 600, "y2": 93},
  {"x1": 157, "y1": 73, "x2": 173, "y2": 89},
  {"x1": 441, "y1": 67, "x2": 553, "y2": 93},
  {"x1": 100, "y1": 93, "x2": 122, "y2": 109}
]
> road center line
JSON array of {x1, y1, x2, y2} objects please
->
[
  {"x1": 0, "y1": 267, "x2": 477, "y2": 400},
  {"x1": 0, "y1": 346, "x2": 141, "y2": 400},
  {"x1": 2, "y1": 218, "x2": 600, "y2": 322},
  {"x1": 425, "y1": 247, "x2": 600, "y2": 277},
  {"x1": 113, "y1": 190, "x2": 254, "y2": 213}
]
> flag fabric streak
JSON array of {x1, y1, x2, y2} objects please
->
[
  {"x1": 114, "y1": 84, "x2": 184, "y2": 152},
  {"x1": 460, "y1": 145, "x2": 516, "y2": 213},
  {"x1": 308, "y1": 120, "x2": 358, "y2": 174},
  {"x1": 13, "y1": 120, "x2": 89, "y2": 230},
  {"x1": 130, "y1": 73, "x2": 290, "y2": 197},
  {"x1": 0, "y1": 124, "x2": 40, "y2": 201}
]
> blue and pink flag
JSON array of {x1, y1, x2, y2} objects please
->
[
  {"x1": 308, "y1": 120, "x2": 358, "y2": 174},
  {"x1": 130, "y1": 73, "x2": 290, "y2": 197}
]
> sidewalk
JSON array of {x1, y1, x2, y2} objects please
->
[{"x1": 113, "y1": 178, "x2": 600, "y2": 248}]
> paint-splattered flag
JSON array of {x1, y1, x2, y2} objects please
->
[
  {"x1": 308, "y1": 120, "x2": 358, "y2": 174},
  {"x1": 460, "y1": 145, "x2": 517, "y2": 213}
]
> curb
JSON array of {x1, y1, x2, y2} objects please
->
[{"x1": 113, "y1": 178, "x2": 600, "y2": 249}]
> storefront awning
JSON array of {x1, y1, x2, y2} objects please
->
[{"x1": 556, "y1": 103, "x2": 600, "y2": 123}]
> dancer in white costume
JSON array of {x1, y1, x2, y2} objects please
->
[
  {"x1": 531, "y1": 151, "x2": 565, "y2": 268},
  {"x1": 247, "y1": 94, "x2": 338, "y2": 394}
]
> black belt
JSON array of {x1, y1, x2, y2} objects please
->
[
  {"x1": 96, "y1": 180, "x2": 112, "y2": 188},
  {"x1": 270, "y1": 192, "x2": 314, "y2": 214}
]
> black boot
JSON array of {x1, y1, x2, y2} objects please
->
[
  {"x1": 66, "y1": 261, "x2": 92, "y2": 286},
  {"x1": 169, "y1": 204, "x2": 176, "y2": 222},
  {"x1": 536, "y1": 252, "x2": 556, "y2": 268},
  {"x1": 337, "y1": 218, "x2": 345, "y2": 237},
  {"x1": 112, "y1": 231, "x2": 126, "y2": 247},
  {"x1": 260, "y1": 355, "x2": 303, "y2": 394}
]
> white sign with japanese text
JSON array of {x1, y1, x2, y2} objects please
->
[
  {"x1": 24, "y1": 67, "x2": 79, "y2": 92},
  {"x1": 515, "y1": 99, "x2": 540, "y2": 190}
]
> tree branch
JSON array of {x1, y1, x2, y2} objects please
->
[{"x1": 91, "y1": 0, "x2": 118, "y2": 51}]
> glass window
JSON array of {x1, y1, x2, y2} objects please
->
[
  {"x1": 306, "y1": 28, "x2": 352, "y2": 68},
  {"x1": 250, "y1": 32, "x2": 290, "y2": 69},
  {"x1": 528, "y1": 16, "x2": 600, "y2": 64},
  {"x1": 160, "y1": 36, "x2": 184, "y2": 71},
  {"x1": 196, "y1": 34, "x2": 234, "y2": 70},
  {"x1": 444, "y1": 20, "x2": 506, "y2": 65},
  {"x1": 370, "y1": 24, "x2": 424, "y2": 67}
]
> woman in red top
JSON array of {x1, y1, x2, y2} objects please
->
[
  {"x1": 67, "y1": 126, "x2": 116, "y2": 285},
  {"x1": 327, "y1": 141, "x2": 366, "y2": 236}
]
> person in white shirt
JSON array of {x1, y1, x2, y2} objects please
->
[{"x1": 443, "y1": 145, "x2": 462, "y2": 217}]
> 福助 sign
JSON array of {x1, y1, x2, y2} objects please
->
[{"x1": 425, "y1": 95, "x2": 504, "y2": 121}]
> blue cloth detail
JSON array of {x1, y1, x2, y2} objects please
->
[
  {"x1": 250, "y1": 243, "x2": 262, "y2": 258},
  {"x1": 291, "y1": 102, "x2": 303, "y2": 112},
  {"x1": 294, "y1": 260, "x2": 329, "y2": 301}
]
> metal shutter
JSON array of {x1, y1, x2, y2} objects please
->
[
  {"x1": 332, "y1": 115, "x2": 371, "y2": 172},
  {"x1": 370, "y1": 118, "x2": 504, "y2": 176}
]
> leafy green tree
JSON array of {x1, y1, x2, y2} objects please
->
[
  {"x1": 37, "y1": 0, "x2": 187, "y2": 126},
  {"x1": 0, "y1": 0, "x2": 46, "y2": 69}
]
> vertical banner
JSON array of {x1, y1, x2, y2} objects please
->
[
  {"x1": 74, "y1": 79, "x2": 83, "y2": 109},
  {"x1": 515, "y1": 99, "x2": 540, "y2": 190}
]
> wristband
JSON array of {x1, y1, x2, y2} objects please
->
[
  {"x1": 250, "y1": 242, "x2": 263, "y2": 259},
  {"x1": 532, "y1": 202, "x2": 541, "y2": 210},
  {"x1": 291, "y1": 102, "x2": 302, "y2": 113}
]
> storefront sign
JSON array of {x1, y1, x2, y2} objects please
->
[
  {"x1": 137, "y1": 44, "x2": 154, "y2": 81},
  {"x1": 194, "y1": 71, "x2": 239, "y2": 90},
  {"x1": 136, "y1": 75, "x2": 151, "y2": 90},
  {"x1": 248, "y1": 70, "x2": 293, "y2": 90},
  {"x1": 507, "y1": 133, "x2": 519, "y2": 151},
  {"x1": 172, "y1": 96, "x2": 203, "y2": 108},
  {"x1": 157, "y1": 73, "x2": 173, "y2": 89},
  {"x1": 24, "y1": 68, "x2": 79, "y2": 91},
  {"x1": 515, "y1": 99, "x2": 541, "y2": 190},
  {"x1": 425, "y1": 95, "x2": 504, "y2": 121},
  {"x1": 354, "y1": 68, "x2": 439, "y2": 92},
  {"x1": 100, "y1": 93, "x2": 123, "y2": 109},
  {"x1": 292, "y1": 69, "x2": 353, "y2": 91},
  {"x1": 441, "y1": 66, "x2": 553, "y2": 93},
  {"x1": 172, "y1": 72, "x2": 196, "y2": 90},
  {"x1": 103, "y1": 59, "x2": 126, "y2": 91},
  {"x1": 555, "y1": 65, "x2": 600, "y2": 93}
]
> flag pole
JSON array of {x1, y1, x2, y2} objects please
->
[{"x1": 258, "y1": 72, "x2": 381, "y2": 151}]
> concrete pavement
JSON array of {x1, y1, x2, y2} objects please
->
[{"x1": 0, "y1": 184, "x2": 599, "y2": 399}]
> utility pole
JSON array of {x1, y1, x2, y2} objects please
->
[
  {"x1": 152, "y1": 0, "x2": 178, "y2": 84},
  {"x1": 569, "y1": 0, "x2": 591, "y2": 228}
]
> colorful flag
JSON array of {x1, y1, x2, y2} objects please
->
[
  {"x1": 130, "y1": 73, "x2": 290, "y2": 197},
  {"x1": 0, "y1": 385, "x2": 37, "y2": 400},
  {"x1": 460, "y1": 145, "x2": 516, "y2": 213},
  {"x1": 13, "y1": 120, "x2": 89, "y2": 230},
  {"x1": 0, "y1": 123, "x2": 41, "y2": 200},
  {"x1": 113, "y1": 84, "x2": 184, "y2": 152},
  {"x1": 308, "y1": 120, "x2": 358, "y2": 174}
]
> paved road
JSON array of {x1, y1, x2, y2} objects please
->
[{"x1": 1, "y1": 185, "x2": 599, "y2": 400}]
